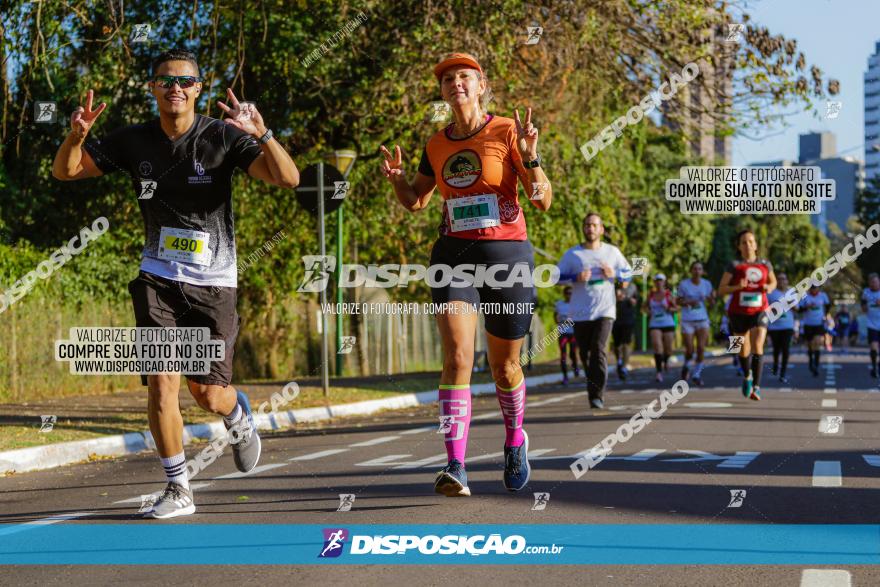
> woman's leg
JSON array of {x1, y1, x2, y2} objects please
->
[
  {"x1": 436, "y1": 305, "x2": 479, "y2": 465},
  {"x1": 487, "y1": 332, "x2": 526, "y2": 447}
]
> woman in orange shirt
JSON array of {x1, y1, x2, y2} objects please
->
[{"x1": 380, "y1": 52, "x2": 552, "y2": 497}]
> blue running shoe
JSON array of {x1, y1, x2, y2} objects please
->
[
  {"x1": 741, "y1": 376, "x2": 753, "y2": 399},
  {"x1": 435, "y1": 459, "x2": 470, "y2": 497},
  {"x1": 229, "y1": 390, "x2": 261, "y2": 473},
  {"x1": 503, "y1": 429, "x2": 531, "y2": 492}
]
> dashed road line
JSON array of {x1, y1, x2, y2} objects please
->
[
  {"x1": 812, "y1": 461, "x2": 842, "y2": 487},
  {"x1": 289, "y1": 448, "x2": 349, "y2": 461},
  {"x1": 800, "y1": 569, "x2": 851, "y2": 587},
  {"x1": 350, "y1": 435, "x2": 401, "y2": 447}
]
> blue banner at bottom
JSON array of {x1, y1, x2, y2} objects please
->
[{"x1": 1, "y1": 524, "x2": 879, "y2": 564}]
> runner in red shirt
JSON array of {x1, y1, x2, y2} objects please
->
[
  {"x1": 718, "y1": 229, "x2": 777, "y2": 401},
  {"x1": 380, "y1": 52, "x2": 552, "y2": 497}
]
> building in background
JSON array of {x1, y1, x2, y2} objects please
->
[
  {"x1": 797, "y1": 132, "x2": 864, "y2": 234},
  {"x1": 865, "y1": 40, "x2": 880, "y2": 183}
]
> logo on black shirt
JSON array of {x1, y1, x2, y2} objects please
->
[
  {"x1": 139, "y1": 180, "x2": 157, "y2": 200},
  {"x1": 188, "y1": 160, "x2": 212, "y2": 184},
  {"x1": 139, "y1": 161, "x2": 153, "y2": 176}
]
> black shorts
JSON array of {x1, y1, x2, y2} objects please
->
[
  {"x1": 429, "y1": 236, "x2": 536, "y2": 340},
  {"x1": 803, "y1": 325, "x2": 826, "y2": 340},
  {"x1": 612, "y1": 322, "x2": 634, "y2": 346},
  {"x1": 650, "y1": 325, "x2": 676, "y2": 334},
  {"x1": 869, "y1": 328, "x2": 880, "y2": 344},
  {"x1": 128, "y1": 271, "x2": 239, "y2": 387},
  {"x1": 729, "y1": 311, "x2": 769, "y2": 334}
]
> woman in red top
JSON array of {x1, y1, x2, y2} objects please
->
[
  {"x1": 380, "y1": 52, "x2": 552, "y2": 498},
  {"x1": 718, "y1": 229, "x2": 777, "y2": 401}
]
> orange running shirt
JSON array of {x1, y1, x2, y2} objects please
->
[{"x1": 418, "y1": 115, "x2": 531, "y2": 241}]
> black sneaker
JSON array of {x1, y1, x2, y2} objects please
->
[
  {"x1": 502, "y1": 430, "x2": 531, "y2": 492},
  {"x1": 434, "y1": 459, "x2": 470, "y2": 497},
  {"x1": 771, "y1": 364, "x2": 778, "y2": 376}
]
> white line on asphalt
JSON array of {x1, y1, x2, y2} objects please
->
[
  {"x1": 289, "y1": 448, "x2": 349, "y2": 461},
  {"x1": 399, "y1": 426, "x2": 434, "y2": 435},
  {"x1": 0, "y1": 511, "x2": 94, "y2": 537},
  {"x1": 355, "y1": 454, "x2": 411, "y2": 467},
  {"x1": 863, "y1": 455, "x2": 880, "y2": 467},
  {"x1": 350, "y1": 435, "x2": 401, "y2": 447},
  {"x1": 800, "y1": 569, "x2": 851, "y2": 587},
  {"x1": 472, "y1": 412, "x2": 498, "y2": 421},
  {"x1": 113, "y1": 482, "x2": 214, "y2": 504},
  {"x1": 394, "y1": 453, "x2": 448, "y2": 469},
  {"x1": 821, "y1": 399, "x2": 837, "y2": 408},
  {"x1": 812, "y1": 461, "x2": 842, "y2": 487},
  {"x1": 604, "y1": 448, "x2": 666, "y2": 462},
  {"x1": 215, "y1": 463, "x2": 287, "y2": 479},
  {"x1": 823, "y1": 388, "x2": 837, "y2": 394}
]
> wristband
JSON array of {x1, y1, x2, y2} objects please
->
[{"x1": 257, "y1": 129, "x2": 274, "y2": 144}]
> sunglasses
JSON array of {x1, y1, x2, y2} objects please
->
[{"x1": 151, "y1": 75, "x2": 203, "y2": 89}]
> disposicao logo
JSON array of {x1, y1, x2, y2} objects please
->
[{"x1": 319, "y1": 528, "x2": 348, "y2": 558}]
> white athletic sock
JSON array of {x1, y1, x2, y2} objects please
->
[
  {"x1": 223, "y1": 402, "x2": 242, "y2": 428},
  {"x1": 160, "y1": 452, "x2": 189, "y2": 489}
]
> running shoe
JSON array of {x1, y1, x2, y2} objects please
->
[
  {"x1": 692, "y1": 376, "x2": 704, "y2": 387},
  {"x1": 655, "y1": 372, "x2": 664, "y2": 383},
  {"x1": 771, "y1": 364, "x2": 778, "y2": 376},
  {"x1": 872, "y1": 368, "x2": 879, "y2": 379},
  {"x1": 144, "y1": 482, "x2": 195, "y2": 519},
  {"x1": 590, "y1": 398, "x2": 604, "y2": 410},
  {"x1": 503, "y1": 430, "x2": 530, "y2": 492},
  {"x1": 616, "y1": 364, "x2": 624, "y2": 380},
  {"x1": 741, "y1": 376, "x2": 753, "y2": 399},
  {"x1": 779, "y1": 375, "x2": 790, "y2": 384},
  {"x1": 561, "y1": 376, "x2": 569, "y2": 386},
  {"x1": 811, "y1": 367, "x2": 819, "y2": 377},
  {"x1": 619, "y1": 367, "x2": 628, "y2": 381},
  {"x1": 573, "y1": 368, "x2": 580, "y2": 377},
  {"x1": 681, "y1": 365, "x2": 690, "y2": 381},
  {"x1": 435, "y1": 459, "x2": 470, "y2": 497},
  {"x1": 229, "y1": 390, "x2": 261, "y2": 473},
  {"x1": 749, "y1": 386, "x2": 762, "y2": 401}
]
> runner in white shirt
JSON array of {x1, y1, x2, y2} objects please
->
[
  {"x1": 554, "y1": 286, "x2": 579, "y2": 385},
  {"x1": 557, "y1": 212, "x2": 632, "y2": 409},
  {"x1": 643, "y1": 273, "x2": 679, "y2": 383},
  {"x1": 862, "y1": 273, "x2": 880, "y2": 378},
  {"x1": 675, "y1": 262, "x2": 715, "y2": 385},
  {"x1": 766, "y1": 272, "x2": 798, "y2": 384},
  {"x1": 797, "y1": 285, "x2": 831, "y2": 377}
]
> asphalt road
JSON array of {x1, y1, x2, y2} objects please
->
[{"x1": 3, "y1": 347, "x2": 880, "y2": 585}]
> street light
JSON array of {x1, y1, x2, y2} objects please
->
[{"x1": 327, "y1": 149, "x2": 357, "y2": 375}]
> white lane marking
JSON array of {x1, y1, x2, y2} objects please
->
[
  {"x1": 823, "y1": 388, "x2": 837, "y2": 394},
  {"x1": 516, "y1": 448, "x2": 558, "y2": 460},
  {"x1": 400, "y1": 426, "x2": 433, "y2": 435},
  {"x1": 604, "y1": 448, "x2": 666, "y2": 462},
  {"x1": 394, "y1": 453, "x2": 448, "y2": 469},
  {"x1": 800, "y1": 569, "x2": 851, "y2": 587},
  {"x1": 472, "y1": 412, "x2": 498, "y2": 421},
  {"x1": 459, "y1": 448, "x2": 561, "y2": 465},
  {"x1": 289, "y1": 448, "x2": 349, "y2": 461},
  {"x1": 821, "y1": 399, "x2": 838, "y2": 408},
  {"x1": 778, "y1": 387, "x2": 793, "y2": 393},
  {"x1": 113, "y1": 482, "x2": 213, "y2": 504},
  {"x1": 350, "y1": 435, "x2": 401, "y2": 447},
  {"x1": 215, "y1": 463, "x2": 287, "y2": 479},
  {"x1": 0, "y1": 511, "x2": 94, "y2": 537},
  {"x1": 818, "y1": 415, "x2": 844, "y2": 435},
  {"x1": 464, "y1": 451, "x2": 504, "y2": 463},
  {"x1": 843, "y1": 387, "x2": 856, "y2": 392},
  {"x1": 862, "y1": 455, "x2": 880, "y2": 467},
  {"x1": 663, "y1": 450, "x2": 760, "y2": 469},
  {"x1": 812, "y1": 461, "x2": 842, "y2": 487},
  {"x1": 355, "y1": 454, "x2": 411, "y2": 467},
  {"x1": 684, "y1": 402, "x2": 733, "y2": 408}
]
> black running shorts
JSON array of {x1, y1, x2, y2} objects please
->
[
  {"x1": 128, "y1": 271, "x2": 239, "y2": 387},
  {"x1": 729, "y1": 311, "x2": 769, "y2": 334},
  {"x1": 429, "y1": 236, "x2": 536, "y2": 340}
]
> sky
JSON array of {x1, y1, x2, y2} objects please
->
[{"x1": 730, "y1": 0, "x2": 879, "y2": 166}]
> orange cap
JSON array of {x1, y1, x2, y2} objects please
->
[{"x1": 433, "y1": 53, "x2": 483, "y2": 81}]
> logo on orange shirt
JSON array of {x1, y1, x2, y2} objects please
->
[{"x1": 442, "y1": 149, "x2": 482, "y2": 188}]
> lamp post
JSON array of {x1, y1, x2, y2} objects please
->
[{"x1": 327, "y1": 149, "x2": 357, "y2": 376}]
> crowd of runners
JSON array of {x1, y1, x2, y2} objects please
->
[{"x1": 49, "y1": 48, "x2": 880, "y2": 513}]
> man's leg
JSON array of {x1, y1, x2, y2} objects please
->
[
  {"x1": 147, "y1": 373, "x2": 186, "y2": 484},
  {"x1": 586, "y1": 319, "x2": 612, "y2": 403}
]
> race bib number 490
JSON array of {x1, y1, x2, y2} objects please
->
[
  {"x1": 446, "y1": 193, "x2": 500, "y2": 232},
  {"x1": 158, "y1": 227, "x2": 211, "y2": 266}
]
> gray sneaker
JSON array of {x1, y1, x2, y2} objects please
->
[
  {"x1": 228, "y1": 390, "x2": 261, "y2": 473},
  {"x1": 144, "y1": 482, "x2": 195, "y2": 519}
]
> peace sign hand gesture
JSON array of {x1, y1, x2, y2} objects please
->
[
  {"x1": 217, "y1": 88, "x2": 265, "y2": 137},
  {"x1": 514, "y1": 107, "x2": 539, "y2": 160},
  {"x1": 70, "y1": 89, "x2": 107, "y2": 141},
  {"x1": 379, "y1": 145, "x2": 405, "y2": 182}
]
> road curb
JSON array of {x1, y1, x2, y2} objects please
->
[{"x1": 0, "y1": 373, "x2": 561, "y2": 475}]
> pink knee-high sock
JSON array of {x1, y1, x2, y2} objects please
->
[
  {"x1": 438, "y1": 385, "x2": 472, "y2": 464},
  {"x1": 496, "y1": 379, "x2": 526, "y2": 447}
]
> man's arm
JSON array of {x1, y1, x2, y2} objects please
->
[{"x1": 52, "y1": 89, "x2": 106, "y2": 181}]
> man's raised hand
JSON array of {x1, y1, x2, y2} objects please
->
[{"x1": 71, "y1": 89, "x2": 107, "y2": 140}]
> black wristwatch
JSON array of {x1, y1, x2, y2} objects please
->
[
  {"x1": 523, "y1": 154, "x2": 541, "y2": 169},
  {"x1": 257, "y1": 129, "x2": 274, "y2": 144}
]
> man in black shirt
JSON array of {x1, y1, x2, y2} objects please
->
[
  {"x1": 52, "y1": 48, "x2": 299, "y2": 519},
  {"x1": 613, "y1": 282, "x2": 639, "y2": 380}
]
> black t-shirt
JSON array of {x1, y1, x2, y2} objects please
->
[
  {"x1": 615, "y1": 283, "x2": 639, "y2": 325},
  {"x1": 84, "y1": 114, "x2": 261, "y2": 287}
]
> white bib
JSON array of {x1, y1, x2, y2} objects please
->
[
  {"x1": 158, "y1": 227, "x2": 212, "y2": 267},
  {"x1": 739, "y1": 291, "x2": 762, "y2": 308},
  {"x1": 446, "y1": 193, "x2": 500, "y2": 232}
]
